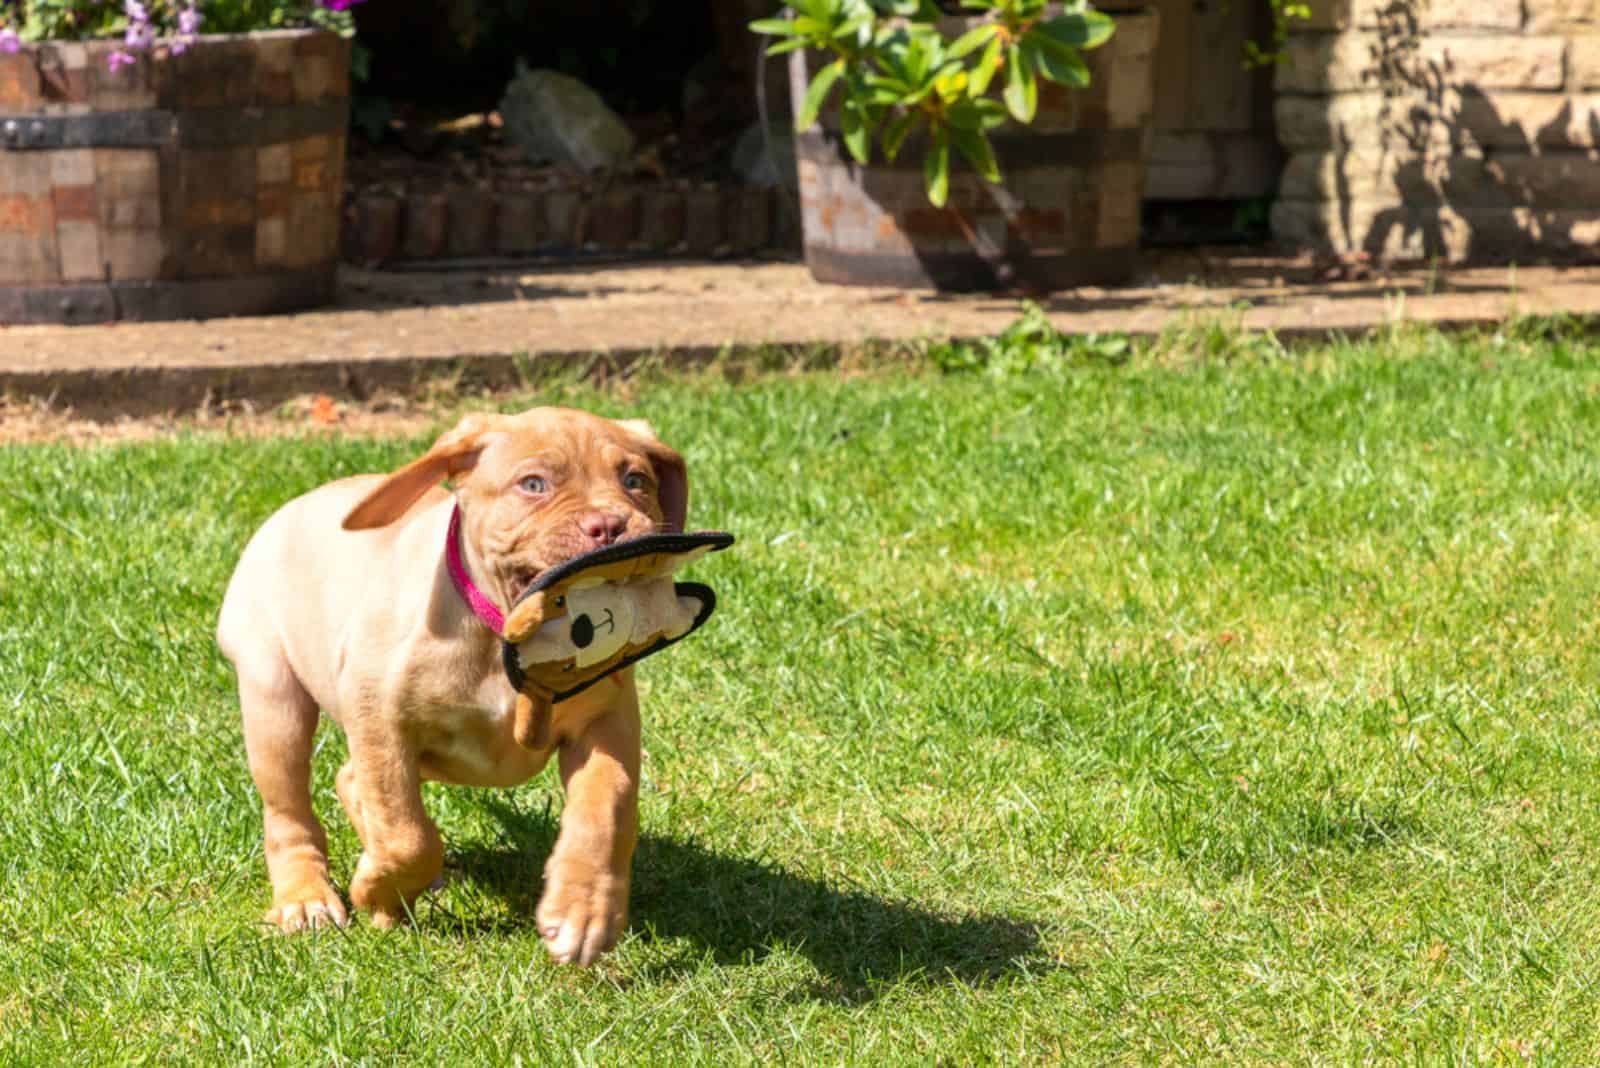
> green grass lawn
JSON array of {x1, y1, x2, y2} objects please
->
[{"x1": 4, "y1": 318, "x2": 1600, "y2": 1064}]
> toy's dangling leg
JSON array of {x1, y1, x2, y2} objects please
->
[{"x1": 514, "y1": 688, "x2": 554, "y2": 750}]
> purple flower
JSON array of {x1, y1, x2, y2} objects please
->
[
  {"x1": 107, "y1": 50, "x2": 137, "y2": 71},
  {"x1": 171, "y1": 3, "x2": 201, "y2": 53},
  {"x1": 116, "y1": 0, "x2": 155, "y2": 60},
  {"x1": 0, "y1": 29, "x2": 19, "y2": 55},
  {"x1": 319, "y1": 0, "x2": 368, "y2": 9},
  {"x1": 121, "y1": 0, "x2": 153, "y2": 52}
]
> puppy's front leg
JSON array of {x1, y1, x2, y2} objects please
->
[
  {"x1": 342, "y1": 718, "x2": 444, "y2": 929},
  {"x1": 538, "y1": 683, "x2": 641, "y2": 965}
]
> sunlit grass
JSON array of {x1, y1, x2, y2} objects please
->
[{"x1": 3, "y1": 317, "x2": 1600, "y2": 1063}]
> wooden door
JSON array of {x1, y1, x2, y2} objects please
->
[{"x1": 1146, "y1": 0, "x2": 1281, "y2": 200}]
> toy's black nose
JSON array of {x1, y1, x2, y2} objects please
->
[{"x1": 571, "y1": 614, "x2": 595, "y2": 649}]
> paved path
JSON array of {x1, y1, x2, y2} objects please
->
[{"x1": 3, "y1": 251, "x2": 1598, "y2": 417}]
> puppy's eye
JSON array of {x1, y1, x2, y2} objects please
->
[
  {"x1": 622, "y1": 471, "x2": 649, "y2": 492},
  {"x1": 518, "y1": 475, "x2": 549, "y2": 495}
]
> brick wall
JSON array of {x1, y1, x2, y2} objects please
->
[
  {"x1": 343, "y1": 181, "x2": 796, "y2": 264},
  {"x1": 1271, "y1": 0, "x2": 1600, "y2": 262}
]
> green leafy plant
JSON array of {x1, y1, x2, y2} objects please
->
[
  {"x1": 1242, "y1": 0, "x2": 1310, "y2": 69},
  {"x1": 928, "y1": 301, "x2": 1131, "y2": 375},
  {"x1": 751, "y1": 0, "x2": 1115, "y2": 207}
]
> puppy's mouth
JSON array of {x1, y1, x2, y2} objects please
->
[
  {"x1": 507, "y1": 566, "x2": 546, "y2": 605},
  {"x1": 506, "y1": 549, "x2": 593, "y2": 602},
  {"x1": 506, "y1": 532, "x2": 653, "y2": 603}
]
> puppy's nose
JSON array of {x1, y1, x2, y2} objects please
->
[{"x1": 578, "y1": 512, "x2": 628, "y2": 548}]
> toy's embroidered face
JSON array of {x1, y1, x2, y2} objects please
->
[
  {"x1": 510, "y1": 572, "x2": 710, "y2": 682},
  {"x1": 563, "y1": 584, "x2": 635, "y2": 668}
]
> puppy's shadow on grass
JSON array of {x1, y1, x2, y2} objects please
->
[{"x1": 452, "y1": 795, "x2": 1054, "y2": 998}]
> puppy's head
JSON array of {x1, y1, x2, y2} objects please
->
[{"x1": 343, "y1": 406, "x2": 687, "y2": 606}]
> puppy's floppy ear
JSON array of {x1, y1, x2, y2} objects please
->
[
  {"x1": 343, "y1": 413, "x2": 502, "y2": 530},
  {"x1": 621, "y1": 419, "x2": 688, "y2": 533}
]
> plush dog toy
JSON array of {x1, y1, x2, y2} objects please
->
[{"x1": 499, "y1": 530, "x2": 734, "y2": 749}]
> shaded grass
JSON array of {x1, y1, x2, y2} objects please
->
[{"x1": 4, "y1": 319, "x2": 1600, "y2": 1062}]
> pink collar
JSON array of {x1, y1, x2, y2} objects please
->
[{"x1": 445, "y1": 504, "x2": 506, "y2": 636}]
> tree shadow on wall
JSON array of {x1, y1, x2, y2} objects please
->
[{"x1": 1354, "y1": 0, "x2": 1600, "y2": 263}]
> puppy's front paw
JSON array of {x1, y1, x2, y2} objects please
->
[
  {"x1": 266, "y1": 877, "x2": 349, "y2": 933},
  {"x1": 537, "y1": 853, "x2": 629, "y2": 965},
  {"x1": 349, "y1": 849, "x2": 441, "y2": 929}
]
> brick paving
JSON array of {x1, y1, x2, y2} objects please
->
[{"x1": 1, "y1": 248, "x2": 1598, "y2": 418}]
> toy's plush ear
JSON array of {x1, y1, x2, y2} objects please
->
[
  {"x1": 343, "y1": 413, "x2": 502, "y2": 530},
  {"x1": 621, "y1": 419, "x2": 688, "y2": 534}
]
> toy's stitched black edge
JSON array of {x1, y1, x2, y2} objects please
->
[
  {"x1": 503, "y1": 582, "x2": 718, "y2": 703},
  {"x1": 512, "y1": 531, "x2": 734, "y2": 609},
  {"x1": 502, "y1": 641, "x2": 526, "y2": 693}
]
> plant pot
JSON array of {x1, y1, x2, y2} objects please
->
[
  {"x1": 0, "y1": 30, "x2": 349, "y2": 324},
  {"x1": 790, "y1": 6, "x2": 1159, "y2": 292}
]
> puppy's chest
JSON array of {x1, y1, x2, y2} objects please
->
[{"x1": 411, "y1": 675, "x2": 550, "y2": 787}]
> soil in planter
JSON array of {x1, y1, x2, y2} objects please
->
[
  {"x1": 345, "y1": 103, "x2": 768, "y2": 199},
  {"x1": 342, "y1": 104, "x2": 800, "y2": 264},
  {"x1": 347, "y1": 0, "x2": 788, "y2": 185},
  {"x1": 343, "y1": 0, "x2": 798, "y2": 262},
  {"x1": 353, "y1": 1, "x2": 718, "y2": 116}
]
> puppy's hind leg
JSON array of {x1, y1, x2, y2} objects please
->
[
  {"x1": 237, "y1": 657, "x2": 348, "y2": 932},
  {"x1": 341, "y1": 723, "x2": 444, "y2": 930}
]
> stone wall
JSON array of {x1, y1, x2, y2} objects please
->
[{"x1": 1271, "y1": 0, "x2": 1600, "y2": 262}]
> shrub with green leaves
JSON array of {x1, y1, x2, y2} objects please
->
[
  {"x1": 751, "y1": 0, "x2": 1115, "y2": 206},
  {"x1": 1244, "y1": 0, "x2": 1311, "y2": 69}
]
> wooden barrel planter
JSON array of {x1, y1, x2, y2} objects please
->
[
  {"x1": 0, "y1": 30, "x2": 349, "y2": 324},
  {"x1": 790, "y1": 7, "x2": 1159, "y2": 292}
]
